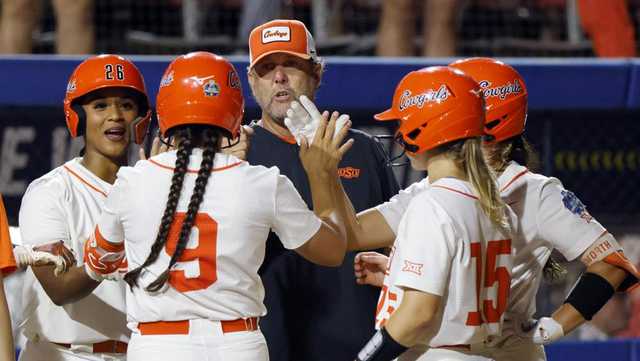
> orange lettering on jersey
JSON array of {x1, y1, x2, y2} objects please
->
[
  {"x1": 165, "y1": 213, "x2": 218, "y2": 292},
  {"x1": 338, "y1": 167, "x2": 361, "y2": 179},
  {"x1": 401, "y1": 260, "x2": 423, "y2": 275}
]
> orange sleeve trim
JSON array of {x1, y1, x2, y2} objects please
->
[
  {"x1": 432, "y1": 185, "x2": 478, "y2": 200},
  {"x1": 500, "y1": 169, "x2": 529, "y2": 192},
  {"x1": 95, "y1": 227, "x2": 124, "y2": 252},
  {"x1": 0, "y1": 197, "x2": 16, "y2": 275},
  {"x1": 148, "y1": 159, "x2": 244, "y2": 174},
  {"x1": 63, "y1": 165, "x2": 107, "y2": 198}
]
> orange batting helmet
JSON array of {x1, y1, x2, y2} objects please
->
[
  {"x1": 375, "y1": 66, "x2": 485, "y2": 154},
  {"x1": 156, "y1": 51, "x2": 244, "y2": 137},
  {"x1": 63, "y1": 54, "x2": 151, "y2": 145},
  {"x1": 449, "y1": 57, "x2": 528, "y2": 143}
]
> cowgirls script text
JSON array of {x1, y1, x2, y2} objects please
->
[
  {"x1": 398, "y1": 85, "x2": 450, "y2": 111},
  {"x1": 478, "y1": 79, "x2": 523, "y2": 100}
]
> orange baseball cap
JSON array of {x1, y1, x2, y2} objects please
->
[{"x1": 249, "y1": 19, "x2": 319, "y2": 69}]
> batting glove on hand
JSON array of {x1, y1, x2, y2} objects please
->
[
  {"x1": 83, "y1": 236, "x2": 126, "y2": 282},
  {"x1": 14, "y1": 242, "x2": 73, "y2": 276},
  {"x1": 285, "y1": 95, "x2": 349, "y2": 145},
  {"x1": 84, "y1": 256, "x2": 128, "y2": 282},
  {"x1": 524, "y1": 317, "x2": 564, "y2": 345}
]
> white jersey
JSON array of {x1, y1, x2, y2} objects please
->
[
  {"x1": 377, "y1": 162, "x2": 605, "y2": 321},
  {"x1": 95, "y1": 150, "x2": 321, "y2": 329},
  {"x1": 497, "y1": 161, "x2": 604, "y2": 319},
  {"x1": 18, "y1": 158, "x2": 128, "y2": 344},
  {"x1": 375, "y1": 178, "x2": 517, "y2": 347}
]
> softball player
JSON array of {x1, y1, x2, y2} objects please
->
[
  {"x1": 84, "y1": 52, "x2": 349, "y2": 361},
  {"x1": 332, "y1": 66, "x2": 515, "y2": 361},
  {"x1": 349, "y1": 58, "x2": 638, "y2": 360},
  {"x1": 17, "y1": 54, "x2": 151, "y2": 360}
]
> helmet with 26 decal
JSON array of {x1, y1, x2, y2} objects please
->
[
  {"x1": 156, "y1": 51, "x2": 244, "y2": 138},
  {"x1": 63, "y1": 54, "x2": 151, "y2": 145},
  {"x1": 374, "y1": 66, "x2": 485, "y2": 154},
  {"x1": 449, "y1": 57, "x2": 527, "y2": 143}
]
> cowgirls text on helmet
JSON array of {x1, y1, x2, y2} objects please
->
[
  {"x1": 374, "y1": 66, "x2": 485, "y2": 154},
  {"x1": 156, "y1": 51, "x2": 244, "y2": 138},
  {"x1": 63, "y1": 54, "x2": 151, "y2": 144},
  {"x1": 449, "y1": 57, "x2": 528, "y2": 143}
]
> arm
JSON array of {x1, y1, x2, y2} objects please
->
[
  {"x1": 31, "y1": 265, "x2": 99, "y2": 306},
  {"x1": 0, "y1": 275, "x2": 15, "y2": 361},
  {"x1": 355, "y1": 289, "x2": 439, "y2": 361},
  {"x1": 295, "y1": 111, "x2": 352, "y2": 266},
  {"x1": 550, "y1": 261, "x2": 627, "y2": 335},
  {"x1": 18, "y1": 184, "x2": 100, "y2": 305},
  {"x1": 289, "y1": 98, "x2": 399, "y2": 251},
  {"x1": 385, "y1": 289, "x2": 440, "y2": 346},
  {"x1": 531, "y1": 233, "x2": 635, "y2": 343}
]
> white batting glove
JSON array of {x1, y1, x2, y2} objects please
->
[
  {"x1": 13, "y1": 245, "x2": 68, "y2": 276},
  {"x1": 528, "y1": 317, "x2": 564, "y2": 345},
  {"x1": 284, "y1": 95, "x2": 349, "y2": 145}
]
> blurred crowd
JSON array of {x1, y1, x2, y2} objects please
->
[{"x1": 0, "y1": 0, "x2": 637, "y2": 57}]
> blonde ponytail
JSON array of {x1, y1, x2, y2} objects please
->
[{"x1": 461, "y1": 138, "x2": 510, "y2": 231}]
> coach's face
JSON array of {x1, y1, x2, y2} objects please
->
[
  {"x1": 249, "y1": 53, "x2": 321, "y2": 125},
  {"x1": 81, "y1": 88, "x2": 139, "y2": 161}
]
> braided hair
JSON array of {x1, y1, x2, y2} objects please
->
[{"x1": 124, "y1": 125, "x2": 223, "y2": 291}]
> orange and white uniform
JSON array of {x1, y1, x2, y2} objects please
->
[
  {"x1": 376, "y1": 161, "x2": 608, "y2": 360},
  {"x1": 375, "y1": 178, "x2": 516, "y2": 360},
  {"x1": 93, "y1": 151, "x2": 322, "y2": 361},
  {"x1": 0, "y1": 197, "x2": 17, "y2": 275},
  {"x1": 18, "y1": 159, "x2": 128, "y2": 361}
]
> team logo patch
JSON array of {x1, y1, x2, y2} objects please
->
[
  {"x1": 262, "y1": 26, "x2": 291, "y2": 44},
  {"x1": 228, "y1": 70, "x2": 240, "y2": 89},
  {"x1": 561, "y1": 190, "x2": 593, "y2": 222},
  {"x1": 478, "y1": 79, "x2": 523, "y2": 100},
  {"x1": 66, "y1": 80, "x2": 76, "y2": 93},
  {"x1": 338, "y1": 166, "x2": 360, "y2": 179},
  {"x1": 160, "y1": 71, "x2": 174, "y2": 88},
  {"x1": 398, "y1": 84, "x2": 450, "y2": 111},
  {"x1": 203, "y1": 80, "x2": 220, "y2": 97},
  {"x1": 402, "y1": 260, "x2": 423, "y2": 275}
]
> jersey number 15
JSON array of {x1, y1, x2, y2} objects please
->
[{"x1": 466, "y1": 239, "x2": 511, "y2": 326}]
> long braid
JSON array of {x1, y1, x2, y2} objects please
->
[
  {"x1": 145, "y1": 127, "x2": 221, "y2": 292},
  {"x1": 124, "y1": 128, "x2": 193, "y2": 288}
]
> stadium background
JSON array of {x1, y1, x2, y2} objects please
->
[{"x1": 1, "y1": 0, "x2": 640, "y2": 360}]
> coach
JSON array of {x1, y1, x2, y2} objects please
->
[{"x1": 245, "y1": 19, "x2": 400, "y2": 361}]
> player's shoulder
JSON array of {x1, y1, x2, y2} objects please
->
[{"x1": 23, "y1": 161, "x2": 74, "y2": 201}]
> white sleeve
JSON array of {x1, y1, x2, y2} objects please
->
[
  {"x1": 95, "y1": 176, "x2": 126, "y2": 245},
  {"x1": 271, "y1": 174, "x2": 322, "y2": 250},
  {"x1": 393, "y1": 196, "x2": 456, "y2": 296},
  {"x1": 375, "y1": 179, "x2": 429, "y2": 235},
  {"x1": 19, "y1": 180, "x2": 70, "y2": 246},
  {"x1": 536, "y1": 179, "x2": 606, "y2": 261}
]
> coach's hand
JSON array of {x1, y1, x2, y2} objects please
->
[
  {"x1": 299, "y1": 110, "x2": 353, "y2": 178},
  {"x1": 285, "y1": 95, "x2": 349, "y2": 146},
  {"x1": 354, "y1": 252, "x2": 388, "y2": 287},
  {"x1": 221, "y1": 125, "x2": 254, "y2": 160}
]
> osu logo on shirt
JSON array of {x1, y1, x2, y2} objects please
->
[{"x1": 338, "y1": 167, "x2": 360, "y2": 179}]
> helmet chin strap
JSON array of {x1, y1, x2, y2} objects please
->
[
  {"x1": 129, "y1": 115, "x2": 144, "y2": 144},
  {"x1": 374, "y1": 134, "x2": 410, "y2": 167}
]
